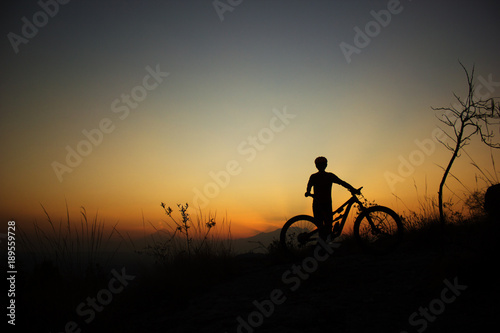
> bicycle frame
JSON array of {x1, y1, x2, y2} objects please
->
[
  {"x1": 331, "y1": 195, "x2": 362, "y2": 232},
  {"x1": 307, "y1": 188, "x2": 365, "y2": 237}
]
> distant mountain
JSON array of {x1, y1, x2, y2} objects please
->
[
  {"x1": 138, "y1": 227, "x2": 282, "y2": 254},
  {"x1": 231, "y1": 228, "x2": 281, "y2": 254}
]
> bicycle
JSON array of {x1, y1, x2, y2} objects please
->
[{"x1": 280, "y1": 187, "x2": 403, "y2": 255}]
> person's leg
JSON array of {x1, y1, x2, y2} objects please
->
[
  {"x1": 313, "y1": 201, "x2": 330, "y2": 241},
  {"x1": 324, "y1": 202, "x2": 333, "y2": 234}
]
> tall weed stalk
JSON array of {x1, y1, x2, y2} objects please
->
[
  {"x1": 18, "y1": 204, "x2": 120, "y2": 279},
  {"x1": 140, "y1": 203, "x2": 233, "y2": 265}
]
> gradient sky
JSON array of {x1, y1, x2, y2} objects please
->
[{"x1": 2, "y1": 0, "x2": 500, "y2": 238}]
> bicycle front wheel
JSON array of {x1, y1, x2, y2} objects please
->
[
  {"x1": 280, "y1": 215, "x2": 320, "y2": 256},
  {"x1": 354, "y1": 206, "x2": 403, "y2": 254}
]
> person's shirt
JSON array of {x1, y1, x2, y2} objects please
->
[{"x1": 307, "y1": 171, "x2": 343, "y2": 203}]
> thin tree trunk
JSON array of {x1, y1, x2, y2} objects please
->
[{"x1": 438, "y1": 126, "x2": 464, "y2": 228}]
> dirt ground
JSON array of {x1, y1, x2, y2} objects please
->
[{"x1": 123, "y1": 237, "x2": 498, "y2": 333}]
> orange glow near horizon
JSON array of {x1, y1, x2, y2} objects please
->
[{"x1": 11, "y1": 139, "x2": 499, "y2": 242}]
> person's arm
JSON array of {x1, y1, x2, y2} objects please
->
[
  {"x1": 345, "y1": 182, "x2": 361, "y2": 194},
  {"x1": 340, "y1": 179, "x2": 356, "y2": 192},
  {"x1": 333, "y1": 174, "x2": 359, "y2": 194}
]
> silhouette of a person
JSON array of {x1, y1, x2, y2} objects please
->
[{"x1": 305, "y1": 156, "x2": 359, "y2": 240}]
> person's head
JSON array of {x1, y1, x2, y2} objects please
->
[{"x1": 315, "y1": 156, "x2": 327, "y2": 171}]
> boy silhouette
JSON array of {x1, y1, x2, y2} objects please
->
[{"x1": 305, "y1": 156, "x2": 359, "y2": 240}]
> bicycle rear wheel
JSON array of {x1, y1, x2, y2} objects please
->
[
  {"x1": 280, "y1": 215, "x2": 320, "y2": 256},
  {"x1": 354, "y1": 206, "x2": 403, "y2": 254}
]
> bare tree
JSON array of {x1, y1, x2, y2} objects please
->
[{"x1": 432, "y1": 62, "x2": 500, "y2": 227}]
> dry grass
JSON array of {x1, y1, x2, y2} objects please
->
[
  {"x1": 17, "y1": 204, "x2": 121, "y2": 279},
  {"x1": 139, "y1": 203, "x2": 233, "y2": 265}
]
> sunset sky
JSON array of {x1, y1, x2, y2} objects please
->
[{"x1": 2, "y1": 0, "x2": 500, "y2": 238}]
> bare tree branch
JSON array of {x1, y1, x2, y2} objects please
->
[{"x1": 433, "y1": 61, "x2": 500, "y2": 228}]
